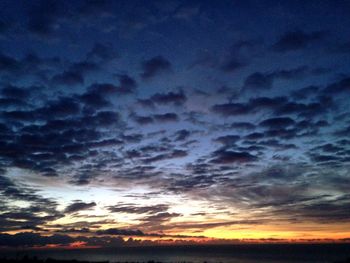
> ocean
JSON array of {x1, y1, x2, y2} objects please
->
[{"x1": 1, "y1": 244, "x2": 350, "y2": 263}]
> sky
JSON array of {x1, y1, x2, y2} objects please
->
[{"x1": 0, "y1": 0, "x2": 350, "y2": 249}]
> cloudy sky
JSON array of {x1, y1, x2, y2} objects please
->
[{"x1": 1, "y1": 0, "x2": 350, "y2": 248}]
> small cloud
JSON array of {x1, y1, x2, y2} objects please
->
[
  {"x1": 64, "y1": 201, "x2": 96, "y2": 214},
  {"x1": 272, "y1": 30, "x2": 326, "y2": 52},
  {"x1": 140, "y1": 56, "x2": 172, "y2": 79}
]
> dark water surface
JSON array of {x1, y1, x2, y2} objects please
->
[{"x1": 1, "y1": 244, "x2": 350, "y2": 263}]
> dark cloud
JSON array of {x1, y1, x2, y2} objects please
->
[
  {"x1": 78, "y1": 0, "x2": 112, "y2": 17},
  {"x1": 309, "y1": 153, "x2": 341, "y2": 164},
  {"x1": 85, "y1": 78, "x2": 137, "y2": 100},
  {"x1": 87, "y1": 42, "x2": 119, "y2": 62},
  {"x1": 141, "y1": 212, "x2": 181, "y2": 223},
  {"x1": 57, "y1": 227, "x2": 91, "y2": 234},
  {"x1": 160, "y1": 220, "x2": 264, "y2": 231},
  {"x1": 0, "y1": 53, "x2": 20, "y2": 73},
  {"x1": 50, "y1": 60, "x2": 101, "y2": 87},
  {"x1": 210, "y1": 149, "x2": 257, "y2": 164},
  {"x1": 112, "y1": 165, "x2": 162, "y2": 181},
  {"x1": 249, "y1": 96, "x2": 288, "y2": 109},
  {"x1": 273, "y1": 99, "x2": 330, "y2": 118},
  {"x1": 243, "y1": 72, "x2": 274, "y2": 90},
  {"x1": 132, "y1": 112, "x2": 179, "y2": 125},
  {"x1": 242, "y1": 66, "x2": 308, "y2": 91},
  {"x1": 272, "y1": 30, "x2": 326, "y2": 52},
  {"x1": 0, "y1": 230, "x2": 205, "y2": 248},
  {"x1": 153, "y1": 113, "x2": 179, "y2": 122},
  {"x1": 0, "y1": 52, "x2": 61, "y2": 82},
  {"x1": 26, "y1": 0, "x2": 68, "y2": 37},
  {"x1": 291, "y1": 85, "x2": 319, "y2": 100},
  {"x1": 244, "y1": 132, "x2": 265, "y2": 140},
  {"x1": 64, "y1": 201, "x2": 96, "y2": 214},
  {"x1": 137, "y1": 98, "x2": 155, "y2": 108},
  {"x1": 0, "y1": 232, "x2": 73, "y2": 247},
  {"x1": 137, "y1": 90, "x2": 186, "y2": 108},
  {"x1": 220, "y1": 58, "x2": 246, "y2": 73},
  {"x1": 212, "y1": 102, "x2": 251, "y2": 116},
  {"x1": 0, "y1": 175, "x2": 62, "y2": 231},
  {"x1": 141, "y1": 56, "x2": 172, "y2": 79},
  {"x1": 334, "y1": 124, "x2": 350, "y2": 137},
  {"x1": 273, "y1": 66, "x2": 308, "y2": 79},
  {"x1": 96, "y1": 228, "x2": 145, "y2": 236},
  {"x1": 79, "y1": 89, "x2": 110, "y2": 108},
  {"x1": 257, "y1": 139, "x2": 297, "y2": 150},
  {"x1": 0, "y1": 231, "x2": 143, "y2": 247},
  {"x1": 213, "y1": 135, "x2": 240, "y2": 146},
  {"x1": 115, "y1": 74, "x2": 137, "y2": 94},
  {"x1": 0, "y1": 18, "x2": 13, "y2": 35},
  {"x1": 132, "y1": 114, "x2": 155, "y2": 125},
  {"x1": 138, "y1": 212, "x2": 182, "y2": 231},
  {"x1": 312, "y1": 143, "x2": 342, "y2": 153},
  {"x1": 269, "y1": 193, "x2": 350, "y2": 223},
  {"x1": 230, "y1": 122, "x2": 256, "y2": 130},
  {"x1": 323, "y1": 76, "x2": 350, "y2": 94},
  {"x1": 0, "y1": 97, "x2": 28, "y2": 108},
  {"x1": 142, "y1": 149, "x2": 187, "y2": 163},
  {"x1": 329, "y1": 41, "x2": 350, "y2": 54},
  {"x1": 51, "y1": 70, "x2": 84, "y2": 86},
  {"x1": 212, "y1": 96, "x2": 287, "y2": 116},
  {"x1": 218, "y1": 39, "x2": 263, "y2": 73},
  {"x1": 259, "y1": 117, "x2": 295, "y2": 128},
  {"x1": 174, "y1": 129, "x2": 191, "y2": 141},
  {"x1": 212, "y1": 94, "x2": 332, "y2": 120},
  {"x1": 1, "y1": 85, "x2": 32, "y2": 99},
  {"x1": 70, "y1": 61, "x2": 100, "y2": 74},
  {"x1": 149, "y1": 90, "x2": 186, "y2": 105},
  {"x1": 39, "y1": 97, "x2": 81, "y2": 117},
  {"x1": 0, "y1": 0, "x2": 349, "y2": 244},
  {"x1": 107, "y1": 204, "x2": 169, "y2": 214}
]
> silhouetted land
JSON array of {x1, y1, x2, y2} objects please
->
[
  {"x1": 0, "y1": 258, "x2": 107, "y2": 263},
  {"x1": 0, "y1": 258, "x2": 197, "y2": 263},
  {"x1": 0, "y1": 258, "x2": 111, "y2": 263},
  {"x1": 2, "y1": 258, "x2": 198, "y2": 263},
  {"x1": 1, "y1": 244, "x2": 350, "y2": 263},
  {"x1": 1, "y1": 256, "x2": 350, "y2": 263}
]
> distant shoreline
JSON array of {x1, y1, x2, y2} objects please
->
[
  {"x1": 0, "y1": 256, "x2": 350, "y2": 263},
  {"x1": 1, "y1": 243, "x2": 350, "y2": 263},
  {"x1": 1, "y1": 242, "x2": 350, "y2": 251}
]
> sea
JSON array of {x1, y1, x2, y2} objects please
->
[{"x1": 1, "y1": 244, "x2": 350, "y2": 263}]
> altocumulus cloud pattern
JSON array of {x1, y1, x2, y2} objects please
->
[{"x1": 0, "y1": 0, "x2": 350, "y2": 248}]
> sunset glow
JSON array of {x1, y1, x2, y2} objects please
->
[{"x1": 0, "y1": 0, "x2": 350, "y2": 251}]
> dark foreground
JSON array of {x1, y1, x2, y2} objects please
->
[
  {"x1": 1, "y1": 244, "x2": 350, "y2": 263},
  {"x1": 0, "y1": 256, "x2": 350, "y2": 263},
  {"x1": 1, "y1": 258, "x2": 107, "y2": 263}
]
